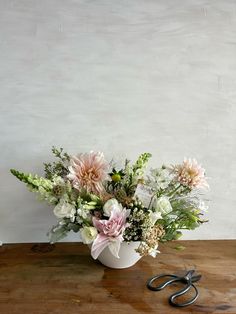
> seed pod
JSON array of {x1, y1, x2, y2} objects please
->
[{"x1": 52, "y1": 185, "x2": 64, "y2": 197}]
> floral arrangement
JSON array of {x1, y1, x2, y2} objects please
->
[{"x1": 11, "y1": 147, "x2": 209, "y2": 259}]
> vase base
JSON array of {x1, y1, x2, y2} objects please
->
[{"x1": 96, "y1": 241, "x2": 142, "y2": 269}]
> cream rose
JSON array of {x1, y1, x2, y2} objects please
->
[
  {"x1": 154, "y1": 196, "x2": 172, "y2": 215},
  {"x1": 53, "y1": 200, "x2": 76, "y2": 219},
  {"x1": 103, "y1": 198, "x2": 122, "y2": 217},
  {"x1": 80, "y1": 226, "x2": 98, "y2": 244}
]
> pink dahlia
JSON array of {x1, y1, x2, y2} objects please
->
[
  {"x1": 68, "y1": 151, "x2": 109, "y2": 194},
  {"x1": 171, "y1": 158, "x2": 209, "y2": 189}
]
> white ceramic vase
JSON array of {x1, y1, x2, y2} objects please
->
[{"x1": 96, "y1": 241, "x2": 142, "y2": 269}]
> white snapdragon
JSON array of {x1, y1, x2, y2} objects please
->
[
  {"x1": 76, "y1": 206, "x2": 92, "y2": 224},
  {"x1": 52, "y1": 176, "x2": 65, "y2": 185},
  {"x1": 80, "y1": 226, "x2": 98, "y2": 244},
  {"x1": 53, "y1": 200, "x2": 76, "y2": 219},
  {"x1": 103, "y1": 198, "x2": 122, "y2": 216}
]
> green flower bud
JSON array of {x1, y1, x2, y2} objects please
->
[{"x1": 111, "y1": 173, "x2": 121, "y2": 182}]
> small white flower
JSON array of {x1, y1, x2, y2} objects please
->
[
  {"x1": 148, "y1": 167, "x2": 171, "y2": 190},
  {"x1": 52, "y1": 176, "x2": 65, "y2": 185},
  {"x1": 154, "y1": 196, "x2": 172, "y2": 215},
  {"x1": 149, "y1": 211, "x2": 162, "y2": 226},
  {"x1": 198, "y1": 200, "x2": 208, "y2": 212},
  {"x1": 148, "y1": 244, "x2": 160, "y2": 258},
  {"x1": 53, "y1": 200, "x2": 76, "y2": 219},
  {"x1": 103, "y1": 198, "x2": 122, "y2": 216},
  {"x1": 80, "y1": 226, "x2": 98, "y2": 244},
  {"x1": 77, "y1": 207, "x2": 90, "y2": 219}
]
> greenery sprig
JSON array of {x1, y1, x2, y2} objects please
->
[{"x1": 44, "y1": 146, "x2": 70, "y2": 180}]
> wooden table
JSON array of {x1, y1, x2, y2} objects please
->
[{"x1": 0, "y1": 240, "x2": 235, "y2": 314}]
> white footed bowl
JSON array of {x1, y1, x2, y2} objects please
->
[{"x1": 96, "y1": 241, "x2": 142, "y2": 269}]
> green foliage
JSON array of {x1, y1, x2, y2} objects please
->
[
  {"x1": 159, "y1": 198, "x2": 203, "y2": 242},
  {"x1": 77, "y1": 191, "x2": 102, "y2": 208},
  {"x1": 52, "y1": 146, "x2": 70, "y2": 161},
  {"x1": 48, "y1": 217, "x2": 83, "y2": 243},
  {"x1": 48, "y1": 222, "x2": 70, "y2": 243},
  {"x1": 174, "y1": 245, "x2": 185, "y2": 251},
  {"x1": 44, "y1": 146, "x2": 70, "y2": 180}
]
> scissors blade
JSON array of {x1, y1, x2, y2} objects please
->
[
  {"x1": 191, "y1": 274, "x2": 202, "y2": 282},
  {"x1": 182, "y1": 270, "x2": 202, "y2": 284}
]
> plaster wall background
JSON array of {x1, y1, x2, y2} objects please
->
[{"x1": 0, "y1": 0, "x2": 235, "y2": 243}]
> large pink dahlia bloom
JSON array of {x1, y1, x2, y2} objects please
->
[
  {"x1": 171, "y1": 158, "x2": 209, "y2": 189},
  {"x1": 68, "y1": 151, "x2": 109, "y2": 194}
]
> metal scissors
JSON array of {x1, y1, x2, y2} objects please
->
[{"x1": 147, "y1": 269, "x2": 201, "y2": 307}]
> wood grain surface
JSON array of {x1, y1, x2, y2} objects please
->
[{"x1": 0, "y1": 240, "x2": 235, "y2": 314}]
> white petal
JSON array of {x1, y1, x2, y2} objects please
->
[
  {"x1": 108, "y1": 240, "x2": 121, "y2": 258},
  {"x1": 149, "y1": 211, "x2": 162, "y2": 225},
  {"x1": 103, "y1": 198, "x2": 119, "y2": 216}
]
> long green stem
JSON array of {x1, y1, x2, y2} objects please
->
[{"x1": 168, "y1": 184, "x2": 182, "y2": 198}]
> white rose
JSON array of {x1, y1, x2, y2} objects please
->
[
  {"x1": 154, "y1": 196, "x2": 172, "y2": 215},
  {"x1": 103, "y1": 198, "x2": 122, "y2": 216},
  {"x1": 53, "y1": 200, "x2": 76, "y2": 219},
  {"x1": 80, "y1": 226, "x2": 98, "y2": 244}
]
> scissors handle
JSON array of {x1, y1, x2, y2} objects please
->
[
  {"x1": 169, "y1": 283, "x2": 199, "y2": 307},
  {"x1": 147, "y1": 274, "x2": 180, "y2": 291}
]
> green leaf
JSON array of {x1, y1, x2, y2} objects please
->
[
  {"x1": 48, "y1": 224, "x2": 69, "y2": 243},
  {"x1": 174, "y1": 245, "x2": 185, "y2": 251}
]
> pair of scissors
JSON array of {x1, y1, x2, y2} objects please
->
[{"x1": 147, "y1": 269, "x2": 201, "y2": 307}]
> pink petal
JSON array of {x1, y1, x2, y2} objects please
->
[
  {"x1": 92, "y1": 217, "x2": 106, "y2": 233},
  {"x1": 91, "y1": 234, "x2": 109, "y2": 259}
]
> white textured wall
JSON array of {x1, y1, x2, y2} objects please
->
[{"x1": 0, "y1": 0, "x2": 236, "y2": 243}]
